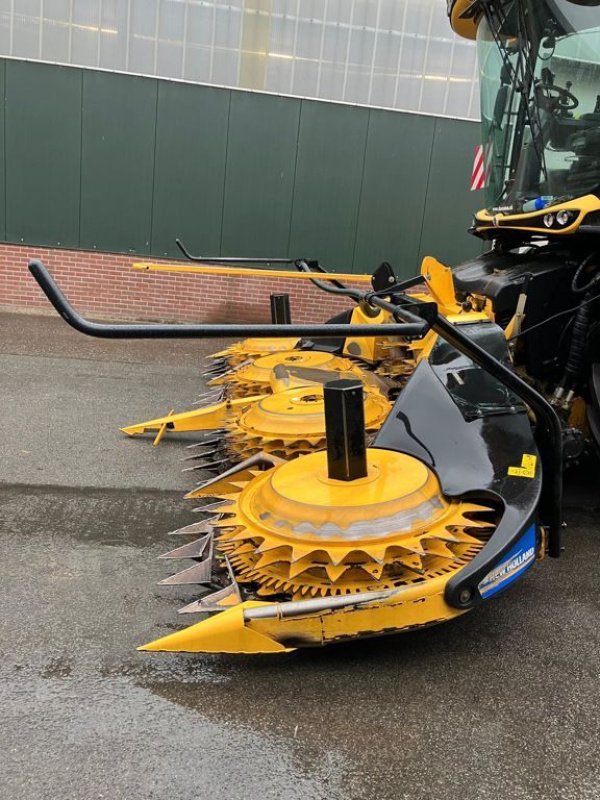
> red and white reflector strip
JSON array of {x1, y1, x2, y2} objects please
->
[
  {"x1": 470, "y1": 143, "x2": 493, "y2": 191},
  {"x1": 471, "y1": 144, "x2": 486, "y2": 191}
]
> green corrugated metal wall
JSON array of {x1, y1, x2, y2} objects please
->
[{"x1": 1, "y1": 58, "x2": 482, "y2": 274}]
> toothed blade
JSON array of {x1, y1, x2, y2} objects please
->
[
  {"x1": 324, "y1": 563, "x2": 348, "y2": 582},
  {"x1": 159, "y1": 534, "x2": 211, "y2": 560},
  {"x1": 191, "y1": 500, "x2": 235, "y2": 514},
  {"x1": 181, "y1": 448, "x2": 223, "y2": 462},
  {"x1": 159, "y1": 555, "x2": 213, "y2": 585},
  {"x1": 254, "y1": 547, "x2": 291, "y2": 569},
  {"x1": 423, "y1": 539, "x2": 460, "y2": 560},
  {"x1": 185, "y1": 440, "x2": 224, "y2": 451},
  {"x1": 198, "y1": 458, "x2": 229, "y2": 469},
  {"x1": 178, "y1": 583, "x2": 241, "y2": 614},
  {"x1": 167, "y1": 519, "x2": 213, "y2": 536},
  {"x1": 182, "y1": 458, "x2": 229, "y2": 473},
  {"x1": 186, "y1": 431, "x2": 226, "y2": 446}
]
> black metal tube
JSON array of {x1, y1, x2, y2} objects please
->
[
  {"x1": 28, "y1": 260, "x2": 429, "y2": 339},
  {"x1": 433, "y1": 315, "x2": 563, "y2": 556},
  {"x1": 270, "y1": 293, "x2": 292, "y2": 325},
  {"x1": 176, "y1": 238, "x2": 298, "y2": 265},
  {"x1": 324, "y1": 379, "x2": 368, "y2": 481},
  {"x1": 295, "y1": 260, "x2": 365, "y2": 302},
  {"x1": 295, "y1": 260, "x2": 429, "y2": 323},
  {"x1": 294, "y1": 259, "x2": 349, "y2": 291}
]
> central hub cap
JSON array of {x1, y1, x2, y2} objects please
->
[
  {"x1": 229, "y1": 385, "x2": 390, "y2": 440},
  {"x1": 237, "y1": 351, "x2": 353, "y2": 386}
]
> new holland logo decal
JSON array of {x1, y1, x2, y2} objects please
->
[{"x1": 478, "y1": 525, "x2": 537, "y2": 599}]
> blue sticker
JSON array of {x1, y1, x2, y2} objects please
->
[{"x1": 478, "y1": 524, "x2": 537, "y2": 599}]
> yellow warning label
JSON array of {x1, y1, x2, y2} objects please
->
[{"x1": 508, "y1": 454, "x2": 537, "y2": 478}]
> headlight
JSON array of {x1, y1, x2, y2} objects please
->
[
  {"x1": 556, "y1": 210, "x2": 571, "y2": 226},
  {"x1": 543, "y1": 213, "x2": 555, "y2": 228}
]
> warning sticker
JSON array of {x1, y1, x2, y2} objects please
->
[{"x1": 508, "y1": 454, "x2": 537, "y2": 479}]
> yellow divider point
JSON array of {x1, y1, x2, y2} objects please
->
[{"x1": 137, "y1": 602, "x2": 294, "y2": 654}]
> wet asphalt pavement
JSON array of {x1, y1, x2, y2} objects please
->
[{"x1": 1, "y1": 310, "x2": 600, "y2": 800}]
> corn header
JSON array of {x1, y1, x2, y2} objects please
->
[
  {"x1": 27, "y1": 0, "x2": 600, "y2": 655},
  {"x1": 28, "y1": 256, "x2": 562, "y2": 654}
]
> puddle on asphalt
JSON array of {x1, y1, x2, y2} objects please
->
[{"x1": 2, "y1": 484, "x2": 600, "y2": 741}]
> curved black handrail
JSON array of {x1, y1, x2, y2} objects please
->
[
  {"x1": 28, "y1": 260, "x2": 430, "y2": 340},
  {"x1": 175, "y1": 238, "x2": 299, "y2": 266}
]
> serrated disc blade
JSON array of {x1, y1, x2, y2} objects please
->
[
  {"x1": 191, "y1": 500, "x2": 235, "y2": 514},
  {"x1": 159, "y1": 557, "x2": 213, "y2": 585},
  {"x1": 186, "y1": 431, "x2": 226, "y2": 447},
  {"x1": 159, "y1": 534, "x2": 211, "y2": 560},
  {"x1": 181, "y1": 448, "x2": 222, "y2": 462},
  {"x1": 178, "y1": 583, "x2": 241, "y2": 614},
  {"x1": 167, "y1": 519, "x2": 213, "y2": 536}
]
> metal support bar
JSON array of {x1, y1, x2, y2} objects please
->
[
  {"x1": 133, "y1": 259, "x2": 374, "y2": 284},
  {"x1": 28, "y1": 261, "x2": 430, "y2": 339},
  {"x1": 324, "y1": 379, "x2": 368, "y2": 481},
  {"x1": 270, "y1": 294, "x2": 291, "y2": 325},
  {"x1": 175, "y1": 238, "x2": 298, "y2": 265}
]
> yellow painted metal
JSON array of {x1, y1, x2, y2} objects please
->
[
  {"x1": 249, "y1": 574, "x2": 467, "y2": 648},
  {"x1": 132, "y1": 261, "x2": 373, "y2": 283},
  {"x1": 474, "y1": 194, "x2": 600, "y2": 237},
  {"x1": 448, "y1": 0, "x2": 479, "y2": 40},
  {"x1": 121, "y1": 382, "x2": 389, "y2": 457},
  {"x1": 152, "y1": 409, "x2": 174, "y2": 446},
  {"x1": 120, "y1": 395, "x2": 264, "y2": 438},
  {"x1": 210, "y1": 350, "x2": 362, "y2": 397},
  {"x1": 212, "y1": 336, "x2": 300, "y2": 368},
  {"x1": 343, "y1": 305, "x2": 393, "y2": 363},
  {"x1": 138, "y1": 602, "x2": 294, "y2": 653},
  {"x1": 267, "y1": 366, "x2": 380, "y2": 393},
  {"x1": 420, "y1": 256, "x2": 461, "y2": 313},
  {"x1": 143, "y1": 448, "x2": 495, "y2": 653},
  {"x1": 217, "y1": 449, "x2": 492, "y2": 598},
  {"x1": 183, "y1": 465, "x2": 269, "y2": 500},
  {"x1": 123, "y1": 271, "x2": 492, "y2": 443},
  {"x1": 225, "y1": 383, "x2": 390, "y2": 458},
  {"x1": 569, "y1": 396, "x2": 589, "y2": 437},
  {"x1": 139, "y1": 574, "x2": 469, "y2": 653}
]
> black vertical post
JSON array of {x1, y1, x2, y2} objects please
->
[
  {"x1": 270, "y1": 293, "x2": 291, "y2": 324},
  {"x1": 323, "y1": 379, "x2": 368, "y2": 481}
]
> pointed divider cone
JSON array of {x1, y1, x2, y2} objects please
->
[
  {"x1": 137, "y1": 603, "x2": 294, "y2": 653},
  {"x1": 121, "y1": 402, "x2": 231, "y2": 441}
]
